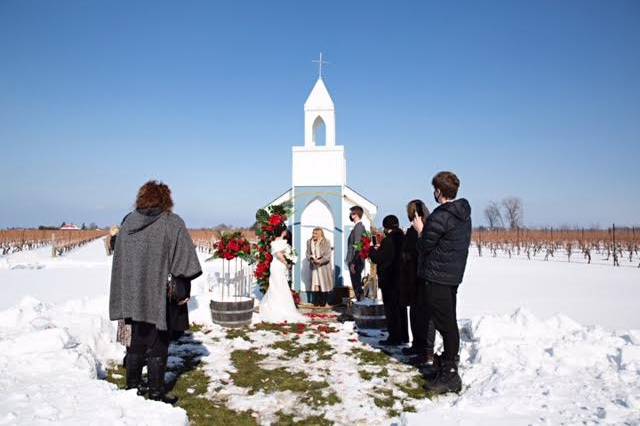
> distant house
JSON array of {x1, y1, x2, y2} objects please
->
[{"x1": 60, "y1": 223, "x2": 80, "y2": 230}]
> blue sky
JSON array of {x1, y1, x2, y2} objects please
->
[{"x1": 1, "y1": 0, "x2": 638, "y2": 228}]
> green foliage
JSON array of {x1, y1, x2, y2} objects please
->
[{"x1": 255, "y1": 208, "x2": 270, "y2": 224}]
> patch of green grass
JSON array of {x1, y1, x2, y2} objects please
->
[
  {"x1": 358, "y1": 369, "x2": 374, "y2": 381},
  {"x1": 273, "y1": 338, "x2": 335, "y2": 361},
  {"x1": 230, "y1": 349, "x2": 340, "y2": 410},
  {"x1": 105, "y1": 363, "x2": 126, "y2": 389},
  {"x1": 225, "y1": 327, "x2": 252, "y2": 341},
  {"x1": 350, "y1": 347, "x2": 391, "y2": 366},
  {"x1": 275, "y1": 411, "x2": 334, "y2": 425},
  {"x1": 397, "y1": 374, "x2": 428, "y2": 400},
  {"x1": 105, "y1": 360, "x2": 257, "y2": 426},
  {"x1": 172, "y1": 367, "x2": 257, "y2": 426},
  {"x1": 190, "y1": 323, "x2": 205, "y2": 333},
  {"x1": 254, "y1": 322, "x2": 308, "y2": 335},
  {"x1": 373, "y1": 388, "x2": 400, "y2": 418}
]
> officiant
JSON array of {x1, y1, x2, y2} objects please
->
[
  {"x1": 306, "y1": 228, "x2": 334, "y2": 306},
  {"x1": 369, "y1": 215, "x2": 408, "y2": 345}
]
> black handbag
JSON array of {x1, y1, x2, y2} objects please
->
[{"x1": 167, "y1": 274, "x2": 191, "y2": 304}]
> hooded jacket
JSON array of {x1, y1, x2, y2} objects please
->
[
  {"x1": 109, "y1": 209, "x2": 202, "y2": 330},
  {"x1": 417, "y1": 199, "x2": 472, "y2": 286}
]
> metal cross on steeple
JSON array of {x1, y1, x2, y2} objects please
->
[{"x1": 312, "y1": 52, "x2": 330, "y2": 79}]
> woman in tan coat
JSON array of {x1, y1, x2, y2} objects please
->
[{"x1": 306, "y1": 228, "x2": 334, "y2": 306}]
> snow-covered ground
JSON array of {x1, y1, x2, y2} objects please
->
[{"x1": 0, "y1": 238, "x2": 638, "y2": 425}]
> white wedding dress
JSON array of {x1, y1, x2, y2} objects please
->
[{"x1": 259, "y1": 238, "x2": 307, "y2": 323}]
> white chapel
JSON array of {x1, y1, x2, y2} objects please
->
[{"x1": 269, "y1": 60, "x2": 377, "y2": 301}]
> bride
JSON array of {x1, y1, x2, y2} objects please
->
[{"x1": 259, "y1": 230, "x2": 307, "y2": 323}]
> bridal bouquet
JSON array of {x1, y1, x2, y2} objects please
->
[
  {"x1": 283, "y1": 246, "x2": 298, "y2": 265},
  {"x1": 353, "y1": 231, "x2": 373, "y2": 260}
]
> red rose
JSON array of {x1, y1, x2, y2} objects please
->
[
  {"x1": 269, "y1": 215, "x2": 284, "y2": 227},
  {"x1": 228, "y1": 240, "x2": 240, "y2": 253}
]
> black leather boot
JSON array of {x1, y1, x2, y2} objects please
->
[
  {"x1": 147, "y1": 356, "x2": 178, "y2": 404},
  {"x1": 424, "y1": 359, "x2": 462, "y2": 394},
  {"x1": 125, "y1": 353, "x2": 147, "y2": 396}
]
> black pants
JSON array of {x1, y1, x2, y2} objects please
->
[
  {"x1": 349, "y1": 262, "x2": 364, "y2": 300},
  {"x1": 127, "y1": 321, "x2": 170, "y2": 358},
  {"x1": 425, "y1": 282, "x2": 459, "y2": 362},
  {"x1": 411, "y1": 283, "x2": 436, "y2": 353},
  {"x1": 381, "y1": 286, "x2": 409, "y2": 342}
]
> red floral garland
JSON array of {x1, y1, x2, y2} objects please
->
[{"x1": 253, "y1": 202, "x2": 293, "y2": 293}]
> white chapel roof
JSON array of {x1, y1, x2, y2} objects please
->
[
  {"x1": 344, "y1": 186, "x2": 377, "y2": 217},
  {"x1": 304, "y1": 78, "x2": 334, "y2": 111}
]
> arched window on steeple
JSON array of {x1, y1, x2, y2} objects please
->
[{"x1": 312, "y1": 115, "x2": 326, "y2": 146}]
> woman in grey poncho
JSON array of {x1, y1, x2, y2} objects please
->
[{"x1": 109, "y1": 180, "x2": 202, "y2": 403}]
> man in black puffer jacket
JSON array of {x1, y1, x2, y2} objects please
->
[{"x1": 412, "y1": 171, "x2": 471, "y2": 395}]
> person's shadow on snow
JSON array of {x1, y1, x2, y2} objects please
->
[
  {"x1": 164, "y1": 330, "x2": 211, "y2": 396},
  {"x1": 353, "y1": 319, "x2": 475, "y2": 375}
]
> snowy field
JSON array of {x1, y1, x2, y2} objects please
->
[{"x1": 0, "y1": 238, "x2": 639, "y2": 425}]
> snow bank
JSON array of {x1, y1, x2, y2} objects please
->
[
  {"x1": 404, "y1": 308, "x2": 640, "y2": 425},
  {"x1": 0, "y1": 296, "x2": 188, "y2": 425}
]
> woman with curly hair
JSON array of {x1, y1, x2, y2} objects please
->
[{"x1": 109, "y1": 180, "x2": 202, "y2": 404}]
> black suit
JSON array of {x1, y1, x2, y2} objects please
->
[{"x1": 346, "y1": 221, "x2": 365, "y2": 300}]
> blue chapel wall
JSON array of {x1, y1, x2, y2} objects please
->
[{"x1": 291, "y1": 186, "x2": 344, "y2": 300}]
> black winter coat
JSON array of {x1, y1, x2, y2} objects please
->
[
  {"x1": 370, "y1": 228, "x2": 405, "y2": 291},
  {"x1": 399, "y1": 226, "x2": 419, "y2": 306},
  {"x1": 417, "y1": 199, "x2": 472, "y2": 286}
]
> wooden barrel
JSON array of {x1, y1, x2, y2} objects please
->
[
  {"x1": 352, "y1": 301, "x2": 386, "y2": 329},
  {"x1": 210, "y1": 298, "x2": 255, "y2": 328}
]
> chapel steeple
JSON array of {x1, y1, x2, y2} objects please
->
[{"x1": 304, "y1": 54, "x2": 336, "y2": 147}]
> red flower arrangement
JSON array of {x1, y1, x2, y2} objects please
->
[
  {"x1": 353, "y1": 231, "x2": 373, "y2": 260},
  {"x1": 211, "y1": 232, "x2": 252, "y2": 262}
]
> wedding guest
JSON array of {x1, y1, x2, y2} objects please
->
[
  {"x1": 369, "y1": 215, "x2": 407, "y2": 345},
  {"x1": 401, "y1": 200, "x2": 436, "y2": 363},
  {"x1": 109, "y1": 180, "x2": 202, "y2": 403},
  {"x1": 306, "y1": 228, "x2": 334, "y2": 306},
  {"x1": 412, "y1": 171, "x2": 471, "y2": 394},
  {"x1": 105, "y1": 225, "x2": 119, "y2": 256},
  {"x1": 345, "y1": 206, "x2": 366, "y2": 301}
]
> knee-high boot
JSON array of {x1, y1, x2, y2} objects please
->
[
  {"x1": 125, "y1": 352, "x2": 147, "y2": 396},
  {"x1": 147, "y1": 356, "x2": 178, "y2": 404}
]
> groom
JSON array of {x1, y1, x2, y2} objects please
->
[{"x1": 346, "y1": 206, "x2": 366, "y2": 301}]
